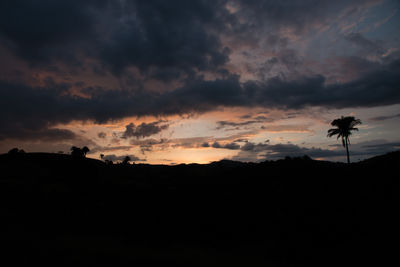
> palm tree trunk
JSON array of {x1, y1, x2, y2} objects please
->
[{"x1": 345, "y1": 137, "x2": 350, "y2": 164}]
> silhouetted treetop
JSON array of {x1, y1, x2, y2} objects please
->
[
  {"x1": 8, "y1": 148, "x2": 25, "y2": 154},
  {"x1": 70, "y1": 146, "x2": 90, "y2": 159},
  {"x1": 122, "y1": 156, "x2": 131, "y2": 165}
]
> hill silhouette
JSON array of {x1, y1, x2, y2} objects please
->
[{"x1": 0, "y1": 151, "x2": 398, "y2": 266}]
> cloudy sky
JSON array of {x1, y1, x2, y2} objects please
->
[{"x1": 1, "y1": 0, "x2": 399, "y2": 163}]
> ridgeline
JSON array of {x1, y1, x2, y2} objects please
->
[{"x1": 0, "y1": 151, "x2": 398, "y2": 266}]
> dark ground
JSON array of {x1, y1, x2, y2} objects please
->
[{"x1": 0, "y1": 151, "x2": 398, "y2": 266}]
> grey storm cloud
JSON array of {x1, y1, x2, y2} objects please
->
[
  {"x1": 345, "y1": 32, "x2": 386, "y2": 56},
  {"x1": 0, "y1": 0, "x2": 105, "y2": 66},
  {"x1": 122, "y1": 121, "x2": 169, "y2": 139},
  {"x1": 369, "y1": 113, "x2": 400, "y2": 121},
  {"x1": 230, "y1": 0, "x2": 379, "y2": 36},
  {"x1": 1, "y1": 58, "x2": 400, "y2": 140},
  {"x1": 0, "y1": 0, "x2": 231, "y2": 78},
  {"x1": 0, "y1": 0, "x2": 381, "y2": 76},
  {"x1": 0, "y1": 126, "x2": 76, "y2": 142},
  {"x1": 211, "y1": 141, "x2": 240, "y2": 150}
]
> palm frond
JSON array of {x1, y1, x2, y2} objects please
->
[
  {"x1": 327, "y1": 128, "x2": 340, "y2": 137},
  {"x1": 327, "y1": 116, "x2": 362, "y2": 147}
]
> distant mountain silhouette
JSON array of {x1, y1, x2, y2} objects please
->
[
  {"x1": 357, "y1": 150, "x2": 400, "y2": 165},
  {"x1": 0, "y1": 151, "x2": 397, "y2": 266}
]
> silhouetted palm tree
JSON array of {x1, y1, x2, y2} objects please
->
[{"x1": 327, "y1": 116, "x2": 361, "y2": 164}]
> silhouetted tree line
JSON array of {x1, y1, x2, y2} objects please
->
[{"x1": 99, "y1": 154, "x2": 132, "y2": 165}]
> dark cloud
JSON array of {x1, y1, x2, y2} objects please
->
[
  {"x1": 0, "y1": 80, "x2": 78, "y2": 140},
  {"x1": 0, "y1": 0, "x2": 106, "y2": 65},
  {"x1": 1, "y1": 0, "x2": 377, "y2": 80},
  {"x1": 0, "y1": 126, "x2": 76, "y2": 142},
  {"x1": 97, "y1": 132, "x2": 107, "y2": 139},
  {"x1": 232, "y1": 142, "x2": 332, "y2": 162},
  {"x1": 0, "y1": 81, "x2": 83, "y2": 140},
  {"x1": 211, "y1": 141, "x2": 240, "y2": 150},
  {"x1": 233, "y1": 142, "x2": 343, "y2": 161},
  {"x1": 247, "y1": 59, "x2": 400, "y2": 109},
  {"x1": 201, "y1": 142, "x2": 210, "y2": 147},
  {"x1": 129, "y1": 138, "x2": 170, "y2": 154},
  {"x1": 101, "y1": 0, "x2": 232, "y2": 77},
  {"x1": 369, "y1": 113, "x2": 400, "y2": 121},
  {"x1": 0, "y1": 0, "x2": 388, "y2": 80},
  {"x1": 0, "y1": 0, "x2": 231, "y2": 78},
  {"x1": 232, "y1": 0, "x2": 377, "y2": 35},
  {"x1": 361, "y1": 141, "x2": 400, "y2": 153},
  {"x1": 178, "y1": 58, "x2": 400, "y2": 112},
  {"x1": 261, "y1": 143, "x2": 343, "y2": 159},
  {"x1": 345, "y1": 32, "x2": 386, "y2": 56},
  {"x1": 1, "y1": 57, "x2": 400, "y2": 140},
  {"x1": 169, "y1": 137, "x2": 212, "y2": 149},
  {"x1": 89, "y1": 145, "x2": 132, "y2": 154},
  {"x1": 0, "y1": 1, "x2": 399, "y2": 142},
  {"x1": 0, "y1": 80, "x2": 165, "y2": 140},
  {"x1": 102, "y1": 154, "x2": 146, "y2": 162},
  {"x1": 233, "y1": 140, "x2": 400, "y2": 162},
  {"x1": 239, "y1": 114, "x2": 253, "y2": 119},
  {"x1": 163, "y1": 74, "x2": 244, "y2": 113},
  {"x1": 328, "y1": 56, "x2": 382, "y2": 82},
  {"x1": 122, "y1": 121, "x2": 169, "y2": 139},
  {"x1": 216, "y1": 115, "x2": 275, "y2": 129}
]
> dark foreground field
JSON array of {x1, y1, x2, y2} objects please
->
[{"x1": 0, "y1": 152, "x2": 398, "y2": 266}]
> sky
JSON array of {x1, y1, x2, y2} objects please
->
[{"x1": 0, "y1": 0, "x2": 399, "y2": 164}]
